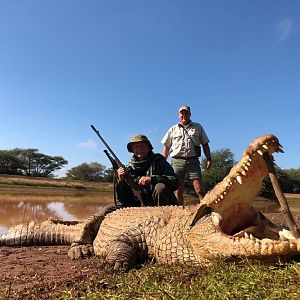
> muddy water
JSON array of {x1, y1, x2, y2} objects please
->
[{"x1": 0, "y1": 191, "x2": 114, "y2": 234}]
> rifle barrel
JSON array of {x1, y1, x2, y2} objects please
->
[{"x1": 90, "y1": 125, "x2": 123, "y2": 166}]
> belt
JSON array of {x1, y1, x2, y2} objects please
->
[{"x1": 172, "y1": 156, "x2": 197, "y2": 160}]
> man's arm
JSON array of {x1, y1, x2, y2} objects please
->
[
  {"x1": 150, "y1": 155, "x2": 179, "y2": 191},
  {"x1": 202, "y1": 143, "x2": 212, "y2": 169},
  {"x1": 162, "y1": 145, "x2": 170, "y2": 159}
]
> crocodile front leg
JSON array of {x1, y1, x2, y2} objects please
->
[
  {"x1": 67, "y1": 213, "x2": 105, "y2": 260},
  {"x1": 105, "y1": 228, "x2": 149, "y2": 271},
  {"x1": 106, "y1": 234, "x2": 138, "y2": 271}
]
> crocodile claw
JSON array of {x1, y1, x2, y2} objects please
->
[
  {"x1": 68, "y1": 243, "x2": 94, "y2": 260},
  {"x1": 112, "y1": 260, "x2": 130, "y2": 272}
]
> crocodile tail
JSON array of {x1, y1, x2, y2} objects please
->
[{"x1": 0, "y1": 219, "x2": 85, "y2": 246}]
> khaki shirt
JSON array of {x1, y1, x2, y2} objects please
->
[{"x1": 161, "y1": 121, "x2": 210, "y2": 158}]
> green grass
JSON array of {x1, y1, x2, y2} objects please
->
[{"x1": 61, "y1": 260, "x2": 300, "y2": 300}]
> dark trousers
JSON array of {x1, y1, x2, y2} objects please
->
[
  {"x1": 103, "y1": 182, "x2": 178, "y2": 215},
  {"x1": 151, "y1": 183, "x2": 178, "y2": 206}
]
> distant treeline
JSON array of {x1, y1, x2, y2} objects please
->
[
  {"x1": 0, "y1": 148, "x2": 113, "y2": 182},
  {"x1": 1, "y1": 148, "x2": 300, "y2": 197}
]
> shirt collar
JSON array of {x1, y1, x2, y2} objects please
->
[{"x1": 178, "y1": 120, "x2": 194, "y2": 128}]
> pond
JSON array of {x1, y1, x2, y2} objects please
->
[
  {"x1": 0, "y1": 191, "x2": 300, "y2": 234},
  {"x1": 0, "y1": 190, "x2": 114, "y2": 234}
]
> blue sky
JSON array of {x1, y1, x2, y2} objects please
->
[{"x1": 1, "y1": 0, "x2": 299, "y2": 177}]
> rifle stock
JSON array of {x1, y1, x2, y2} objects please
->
[{"x1": 91, "y1": 125, "x2": 145, "y2": 206}]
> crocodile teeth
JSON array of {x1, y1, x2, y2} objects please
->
[
  {"x1": 279, "y1": 232, "x2": 288, "y2": 241},
  {"x1": 244, "y1": 166, "x2": 248, "y2": 171},
  {"x1": 249, "y1": 234, "x2": 255, "y2": 240},
  {"x1": 211, "y1": 212, "x2": 221, "y2": 225},
  {"x1": 241, "y1": 170, "x2": 246, "y2": 176},
  {"x1": 220, "y1": 194, "x2": 224, "y2": 199},
  {"x1": 227, "y1": 179, "x2": 232, "y2": 185},
  {"x1": 246, "y1": 162, "x2": 251, "y2": 166},
  {"x1": 262, "y1": 144, "x2": 268, "y2": 149},
  {"x1": 279, "y1": 229, "x2": 294, "y2": 240},
  {"x1": 236, "y1": 175, "x2": 243, "y2": 184},
  {"x1": 257, "y1": 149, "x2": 263, "y2": 156},
  {"x1": 244, "y1": 232, "x2": 249, "y2": 239}
]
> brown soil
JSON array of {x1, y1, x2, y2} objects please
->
[
  {"x1": 0, "y1": 246, "x2": 109, "y2": 299},
  {"x1": 0, "y1": 212, "x2": 295, "y2": 299}
]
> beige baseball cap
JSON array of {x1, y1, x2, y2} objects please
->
[{"x1": 178, "y1": 105, "x2": 191, "y2": 113}]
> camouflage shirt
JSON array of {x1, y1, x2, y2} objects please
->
[{"x1": 117, "y1": 151, "x2": 179, "y2": 206}]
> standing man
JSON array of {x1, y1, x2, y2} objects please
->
[{"x1": 161, "y1": 105, "x2": 212, "y2": 204}]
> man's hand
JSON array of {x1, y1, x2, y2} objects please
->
[
  {"x1": 117, "y1": 167, "x2": 126, "y2": 181},
  {"x1": 138, "y1": 176, "x2": 151, "y2": 186},
  {"x1": 206, "y1": 160, "x2": 212, "y2": 170}
]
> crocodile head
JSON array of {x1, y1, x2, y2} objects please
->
[{"x1": 189, "y1": 134, "x2": 300, "y2": 262}]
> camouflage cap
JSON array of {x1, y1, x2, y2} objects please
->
[{"x1": 127, "y1": 134, "x2": 153, "y2": 152}]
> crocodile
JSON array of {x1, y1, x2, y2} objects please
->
[{"x1": 1, "y1": 134, "x2": 300, "y2": 270}]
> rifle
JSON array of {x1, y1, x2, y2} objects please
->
[
  {"x1": 91, "y1": 125, "x2": 145, "y2": 206},
  {"x1": 103, "y1": 150, "x2": 118, "y2": 170},
  {"x1": 103, "y1": 150, "x2": 118, "y2": 209}
]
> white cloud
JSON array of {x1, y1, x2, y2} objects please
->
[
  {"x1": 276, "y1": 17, "x2": 294, "y2": 42},
  {"x1": 76, "y1": 139, "x2": 98, "y2": 150}
]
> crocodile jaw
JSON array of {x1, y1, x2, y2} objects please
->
[
  {"x1": 189, "y1": 212, "x2": 300, "y2": 261},
  {"x1": 201, "y1": 134, "x2": 283, "y2": 235},
  {"x1": 189, "y1": 134, "x2": 300, "y2": 261}
]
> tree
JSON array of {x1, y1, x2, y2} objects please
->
[
  {"x1": 282, "y1": 168, "x2": 300, "y2": 193},
  {"x1": 14, "y1": 148, "x2": 39, "y2": 176},
  {"x1": 0, "y1": 150, "x2": 24, "y2": 175},
  {"x1": 65, "y1": 162, "x2": 107, "y2": 181},
  {"x1": 284, "y1": 168, "x2": 300, "y2": 182},
  {"x1": 31, "y1": 154, "x2": 68, "y2": 177},
  {"x1": 14, "y1": 149, "x2": 68, "y2": 177},
  {"x1": 201, "y1": 148, "x2": 236, "y2": 192},
  {"x1": 0, "y1": 148, "x2": 68, "y2": 177}
]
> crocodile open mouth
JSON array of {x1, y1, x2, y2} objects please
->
[
  {"x1": 194, "y1": 134, "x2": 297, "y2": 244},
  {"x1": 211, "y1": 209, "x2": 293, "y2": 242}
]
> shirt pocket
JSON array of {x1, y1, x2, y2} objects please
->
[
  {"x1": 189, "y1": 128, "x2": 200, "y2": 145},
  {"x1": 172, "y1": 133, "x2": 182, "y2": 142}
]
